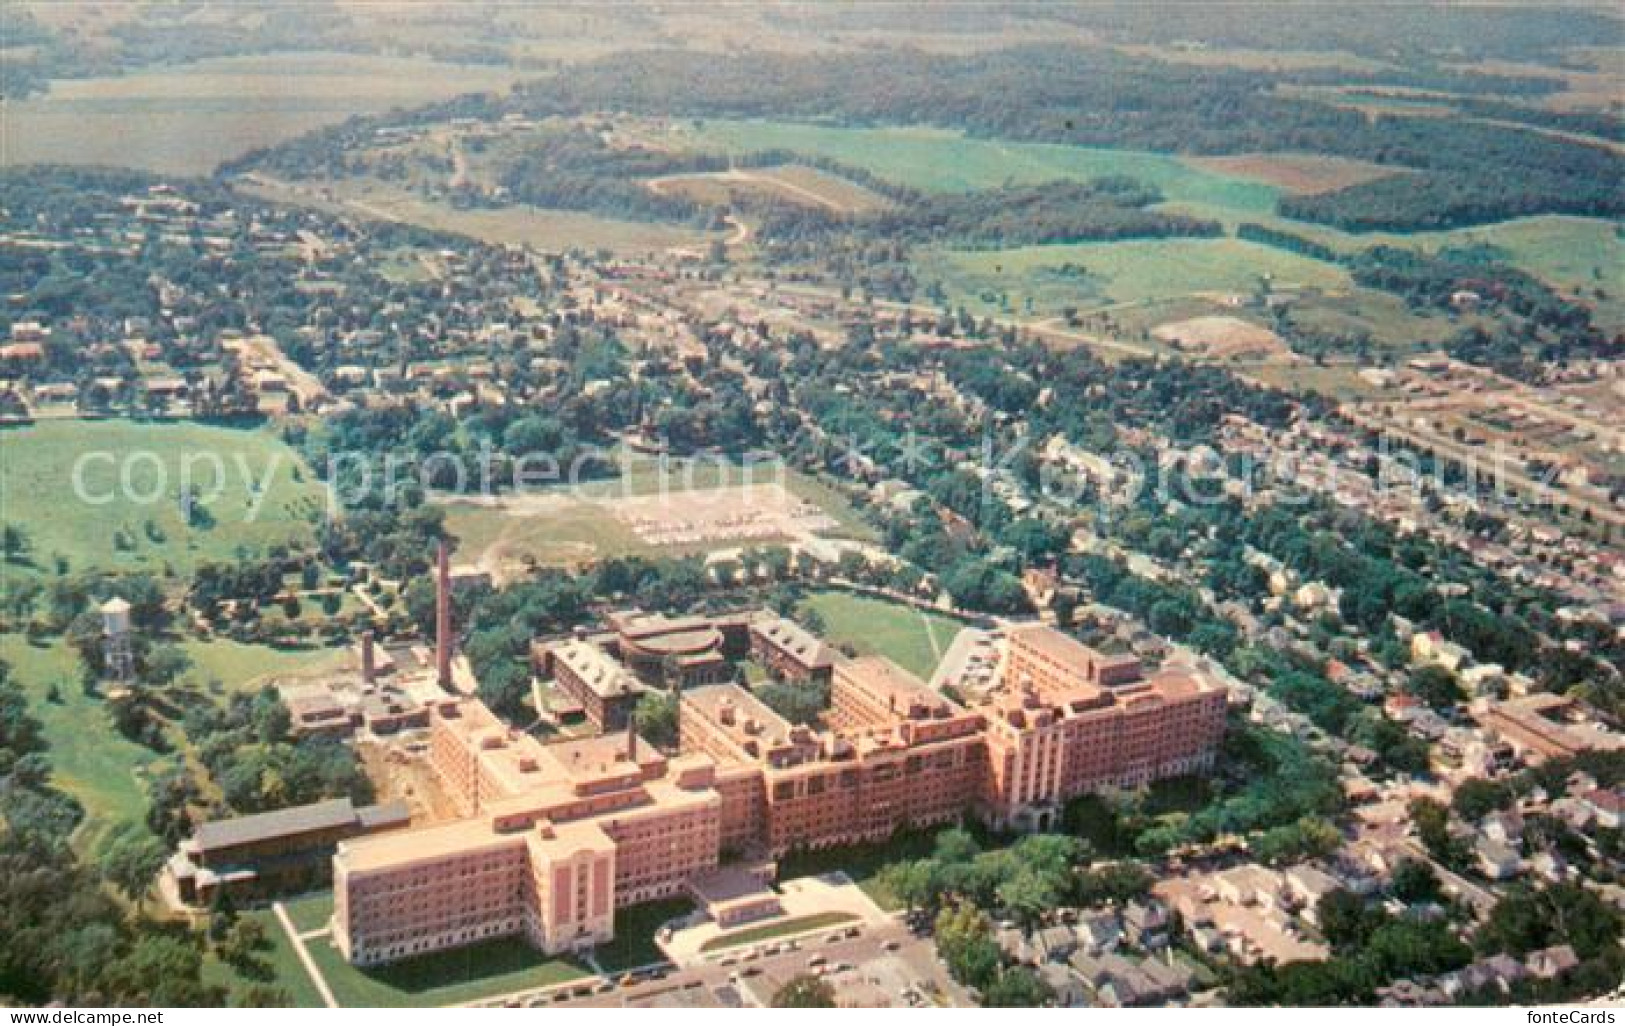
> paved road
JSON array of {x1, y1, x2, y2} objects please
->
[{"x1": 472, "y1": 916, "x2": 966, "y2": 1009}]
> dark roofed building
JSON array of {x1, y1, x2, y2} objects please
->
[{"x1": 168, "y1": 797, "x2": 410, "y2": 906}]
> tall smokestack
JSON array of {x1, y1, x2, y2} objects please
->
[
  {"x1": 436, "y1": 541, "x2": 452, "y2": 688},
  {"x1": 361, "y1": 630, "x2": 376, "y2": 684},
  {"x1": 626, "y1": 716, "x2": 638, "y2": 762}
]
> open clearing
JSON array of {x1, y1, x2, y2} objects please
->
[
  {"x1": 697, "y1": 911, "x2": 858, "y2": 953},
  {"x1": 441, "y1": 459, "x2": 873, "y2": 575},
  {"x1": 1152, "y1": 315, "x2": 1295, "y2": 361},
  {"x1": 181, "y1": 638, "x2": 345, "y2": 696},
  {"x1": 239, "y1": 175, "x2": 715, "y2": 255},
  {"x1": 0, "y1": 419, "x2": 325, "y2": 577},
  {"x1": 4, "y1": 53, "x2": 528, "y2": 175},
  {"x1": 0, "y1": 632, "x2": 344, "y2": 856},
  {"x1": 0, "y1": 634, "x2": 157, "y2": 856},
  {"x1": 647, "y1": 165, "x2": 890, "y2": 214},
  {"x1": 1186, "y1": 153, "x2": 1404, "y2": 194},
  {"x1": 797, "y1": 591, "x2": 964, "y2": 679},
  {"x1": 916, "y1": 237, "x2": 1352, "y2": 315}
]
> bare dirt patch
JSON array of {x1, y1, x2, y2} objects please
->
[
  {"x1": 1152, "y1": 315, "x2": 1296, "y2": 361},
  {"x1": 1189, "y1": 153, "x2": 1404, "y2": 194},
  {"x1": 611, "y1": 482, "x2": 839, "y2": 547},
  {"x1": 647, "y1": 165, "x2": 889, "y2": 214}
]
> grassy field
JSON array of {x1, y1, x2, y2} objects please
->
[
  {"x1": 4, "y1": 53, "x2": 527, "y2": 175},
  {"x1": 304, "y1": 932, "x2": 589, "y2": 1008},
  {"x1": 660, "y1": 119, "x2": 1280, "y2": 212},
  {"x1": 1, "y1": 419, "x2": 325, "y2": 577},
  {"x1": 203, "y1": 906, "x2": 329, "y2": 1008},
  {"x1": 796, "y1": 591, "x2": 964, "y2": 679},
  {"x1": 277, "y1": 895, "x2": 685, "y2": 1006},
  {"x1": 0, "y1": 631, "x2": 345, "y2": 855},
  {"x1": 0, "y1": 633, "x2": 157, "y2": 855},
  {"x1": 242, "y1": 176, "x2": 718, "y2": 256},
  {"x1": 698, "y1": 911, "x2": 857, "y2": 952},
  {"x1": 180, "y1": 638, "x2": 346, "y2": 696},
  {"x1": 595, "y1": 898, "x2": 694, "y2": 973},
  {"x1": 283, "y1": 892, "x2": 337, "y2": 935},
  {"x1": 916, "y1": 237, "x2": 1354, "y2": 316}
]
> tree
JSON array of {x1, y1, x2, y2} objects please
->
[
  {"x1": 632, "y1": 691, "x2": 679, "y2": 750},
  {"x1": 1391, "y1": 858, "x2": 1442, "y2": 905},
  {"x1": 217, "y1": 916, "x2": 268, "y2": 968},
  {"x1": 997, "y1": 869, "x2": 1058, "y2": 931},
  {"x1": 99, "y1": 828, "x2": 167, "y2": 906},
  {"x1": 935, "y1": 900, "x2": 1002, "y2": 991},
  {"x1": 877, "y1": 859, "x2": 938, "y2": 915},
  {"x1": 1452, "y1": 778, "x2": 1515, "y2": 822},
  {"x1": 772, "y1": 973, "x2": 836, "y2": 1007},
  {"x1": 233, "y1": 984, "x2": 291, "y2": 1008},
  {"x1": 142, "y1": 644, "x2": 193, "y2": 688},
  {"x1": 2, "y1": 524, "x2": 30, "y2": 562},
  {"x1": 1317, "y1": 890, "x2": 1377, "y2": 950},
  {"x1": 1479, "y1": 884, "x2": 1622, "y2": 960},
  {"x1": 755, "y1": 680, "x2": 828, "y2": 725},
  {"x1": 1409, "y1": 797, "x2": 1467, "y2": 868},
  {"x1": 1407, "y1": 665, "x2": 1464, "y2": 710},
  {"x1": 983, "y1": 966, "x2": 1052, "y2": 1007}
]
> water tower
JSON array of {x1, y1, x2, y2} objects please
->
[{"x1": 101, "y1": 596, "x2": 134, "y2": 683}]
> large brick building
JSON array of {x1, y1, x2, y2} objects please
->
[
  {"x1": 335, "y1": 698, "x2": 723, "y2": 964},
  {"x1": 976, "y1": 625, "x2": 1228, "y2": 831},
  {"x1": 332, "y1": 623, "x2": 1225, "y2": 966}
]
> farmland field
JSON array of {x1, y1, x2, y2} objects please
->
[
  {"x1": 1186, "y1": 153, "x2": 1404, "y2": 194},
  {"x1": 3, "y1": 53, "x2": 529, "y2": 175},
  {"x1": 649, "y1": 119, "x2": 1280, "y2": 211},
  {"x1": 796, "y1": 590, "x2": 965, "y2": 679},
  {"x1": 0, "y1": 419, "x2": 326, "y2": 577},
  {"x1": 240, "y1": 175, "x2": 717, "y2": 256},
  {"x1": 915, "y1": 237, "x2": 1354, "y2": 315}
]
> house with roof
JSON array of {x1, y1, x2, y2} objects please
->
[
  {"x1": 1122, "y1": 899, "x2": 1172, "y2": 951},
  {"x1": 1475, "y1": 837, "x2": 1522, "y2": 882}
]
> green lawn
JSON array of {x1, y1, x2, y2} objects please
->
[
  {"x1": 304, "y1": 932, "x2": 589, "y2": 1008},
  {"x1": 283, "y1": 891, "x2": 337, "y2": 935},
  {"x1": 204, "y1": 907, "x2": 328, "y2": 1008},
  {"x1": 797, "y1": 591, "x2": 964, "y2": 679},
  {"x1": 181, "y1": 637, "x2": 345, "y2": 695},
  {"x1": 0, "y1": 633, "x2": 158, "y2": 856},
  {"x1": 699, "y1": 911, "x2": 857, "y2": 953},
  {"x1": 595, "y1": 897, "x2": 694, "y2": 972},
  {"x1": 289, "y1": 896, "x2": 688, "y2": 1006},
  {"x1": 0, "y1": 419, "x2": 326, "y2": 577},
  {"x1": 0, "y1": 630, "x2": 340, "y2": 857}
]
